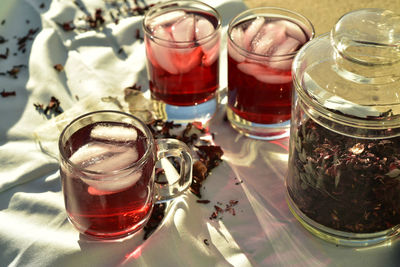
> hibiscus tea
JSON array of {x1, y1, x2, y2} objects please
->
[
  {"x1": 144, "y1": 1, "x2": 221, "y2": 122},
  {"x1": 60, "y1": 121, "x2": 155, "y2": 239},
  {"x1": 227, "y1": 8, "x2": 314, "y2": 139}
]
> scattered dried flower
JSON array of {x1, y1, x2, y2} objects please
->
[
  {"x1": 0, "y1": 35, "x2": 7, "y2": 44},
  {"x1": 143, "y1": 203, "x2": 166, "y2": 240},
  {"x1": 0, "y1": 65, "x2": 26, "y2": 79},
  {"x1": 1, "y1": 89, "x2": 16, "y2": 98},
  {"x1": 197, "y1": 200, "x2": 210, "y2": 204},
  {"x1": 135, "y1": 29, "x2": 143, "y2": 40},
  {"x1": 0, "y1": 47, "x2": 9, "y2": 59},
  {"x1": 87, "y1": 8, "x2": 105, "y2": 29},
  {"x1": 53, "y1": 64, "x2": 64, "y2": 72},
  {"x1": 209, "y1": 200, "x2": 239, "y2": 220},
  {"x1": 17, "y1": 28, "x2": 39, "y2": 52},
  {"x1": 58, "y1": 21, "x2": 76, "y2": 32},
  {"x1": 34, "y1": 96, "x2": 63, "y2": 117}
]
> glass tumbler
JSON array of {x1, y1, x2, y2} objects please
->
[
  {"x1": 227, "y1": 7, "x2": 314, "y2": 140},
  {"x1": 143, "y1": 0, "x2": 221, "y2": 124}
]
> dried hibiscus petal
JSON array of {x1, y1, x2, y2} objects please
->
[
  {"x1": 34, "y1": 96, "x2": 63, "y2": 117},
  {"x1": 1, "y1": 89, "x2": 16, "y2": 97},
  {"x1": 54, "y1": 64, "x2": 64, "y2": 72},
  {"x1": 143, "y1": 203, "x2": 166, "y2": 240},
  {"x1": 193, "y1": 160, "x2": 208, "y2": 182},
  {"x1": 288, "y1": 118, "x2": 400, "y2": 233}
]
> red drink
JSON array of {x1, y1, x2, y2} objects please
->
[
  {"x1": 144, "y1": 6, "x2": 220, "y2": 106},
  {"x1": 228, "y1": 17, "x2": 311, "y2": 124},
  {"x1": 60, "y1": 121, "x2": 155, "y2": 239},
  {"x1": 228, "y1": 54, "x2": 293, "y2": 124},
  {"x1": 59, "y1": 111, "x2": 193, "y2": 240}
]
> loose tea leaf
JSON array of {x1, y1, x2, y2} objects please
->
[
  {"x1": 288, "y1": 118, "x2": 400, "y2": 233},
  {"x1": 1, "y1": 89, "x2": 16, "y2": 97},
  {"x1": 209, "y1": 200, "x2": 239, "y2": 220},
  {"x1": 87, "y1": 8, "x2": 105, "y2": 29},
  {"x1": 143, "y1": 203, "x2": 166, "y2": 240},
  {"x1": 53, "y1": 64, "x2": 64, "y2": 72},
  {"x1": 17, "y1": 28, "x2": 39, "y2": 52},
  {"x1": 58, "y1": 21, "x2": 76, "y2": 32},
  {"x1": 0, "y1": 47, "x2": 9, "y2": 59},
  {"x1": 197, "y1": 200, "x2": 210, "y2": 204},
  {"x1": 135, "y1": 29, "x2": 143, "y2": 41},
  {"x1": 34, "y1": 96, "x2": 63, "y2": 117},
  {"x1": 0, "y1": 65, "x2": 27, "y2": 79},
  {"x1": 0, "y1": 35, "x2": 7, "y2": 44},
  {"x1": 61, "y1": 1, "x2": 156, "y2": 33}
]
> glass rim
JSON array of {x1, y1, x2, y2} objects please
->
[
  {"x1": 58, "y1": 110, "x2": 155, "y2": 178},
  {"x1": 227, "y1": 6, "x2": 315, "y2": 59},
  {"x1": 143, "y1": 0, "x2": 222, "y2": 45}
]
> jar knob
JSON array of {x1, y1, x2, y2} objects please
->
[{"x1": 331, "y1": 8, "x2": 400, "y2": 66}]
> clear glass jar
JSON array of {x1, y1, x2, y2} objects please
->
[{"x1": 286, "y1": 8, "x2": 400, "y2": 246}]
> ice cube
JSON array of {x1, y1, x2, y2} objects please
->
[
  {"x1": 81, "y1": 146, "x2": 143, "y2": 194},
  {"x1": 237, "y1": 62, "x2": 292, "y2": 84},
  {"x1": 268, "y1": 37, "x2": 300, "y2": 70},
  {"x1": 273, "y1": 36, "x2": 300, "y2": 55},
  {"x1": 150, "y1": 26, "x2": 179, "y2": 74},
  {"x1": 85, "y1": 146, "x2": 139, "y2": 172},
  {"x1": 86, "y1": 171, "x2": 142, "y2": 195},
  {"x1": 250, "y1": 22, "x2": 286, "y2": 55},
  {"x1": 148, "y1": 10, "x2": 186, "y2": 30},
  {"x1": 277, "y1": 19, "x2": 308, "y2": 43},
  {"x1": 201, "y1": 40, "x2": 219, "y2": 66},
  {"x1": 228, "y1": 27, "x2": 246, "y2": 62},
  {"x1": 243, "y1": 17, "x2": 265, "y2": 50},
  {"x1": 151, "y1": 25, "x2": 201, "y2": 74},
  {"x1": 91, "y1": 124, "x2": 138, "y2": 142},
  {"x1": 171, "y1": 15, "x2": 195, "y2": 42},
  {"x1": 69, "y1": 141, "x2": 126, "y2": 167},
  {"x1": 173, "y1": 46, "x2": 202, "y2": 73},
  {"x1": 196, "y1": 17, "x2": 218, "y2": 62},
  {"x1": 195, "y1": 17, "x2": 215, "y2": 40},
  {"x1": 230, "y1": 27, "x2": 245, "y2": 49}
]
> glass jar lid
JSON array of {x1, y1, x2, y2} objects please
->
[{"x1": 293, "y1": 9, "x2": 400, "y2": 131}]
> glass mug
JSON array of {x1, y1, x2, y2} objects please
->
[
  {"x1": 227, "y1": 7, "x2": 314, "y2": 140},
  {"x1": 58, "y1": 110, "x2": 193, "y2": 240},
  {"x1": 143, "y1": 0, "x2": 221, "y2": 123}
]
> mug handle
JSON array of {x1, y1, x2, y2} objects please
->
[{"x1": 155, "y1": 138, "x2": 193, "y2": 202}]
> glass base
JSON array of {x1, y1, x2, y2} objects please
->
[
  {"x1": 70, "y1": 208, "x2": 153, "y2": 241},
  {"x1": 286, "y1": 188, "x2": 400, "y2": 247},
  {"x1": 226, "y1": 107, "x2": 290, "y2": 140},
  {"x1": 152, "y1": 95, "x2": 218, "y2": 124}
]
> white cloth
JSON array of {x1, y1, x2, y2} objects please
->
[{"x1": 0, "y1": 0, "x2": 399, "y2": 266}]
